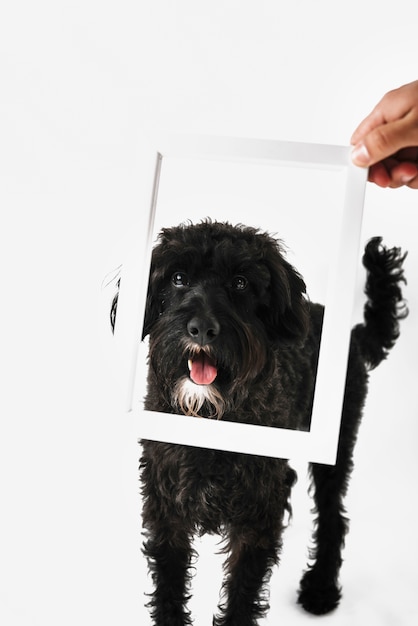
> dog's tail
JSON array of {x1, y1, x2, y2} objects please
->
[{"x1": 352, "y1": 237, "x2": 408, "y2": 370}]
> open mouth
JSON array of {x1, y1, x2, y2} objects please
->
[{"x1": 187, "y1": 350, "x2": 218, "y2": 385}]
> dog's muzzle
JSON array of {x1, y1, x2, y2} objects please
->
[{"x1": 185, "y1": 313, "x2": 219, "y2": 385}]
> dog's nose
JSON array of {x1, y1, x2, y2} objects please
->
[{"x1": 187, "y1": 315, "x2": 220, "y2": 345}]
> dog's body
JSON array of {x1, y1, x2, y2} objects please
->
[{"x1": 112, "y1": 221, "x2": 407, "y2": 625}]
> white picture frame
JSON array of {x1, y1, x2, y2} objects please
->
[{"x1": 115, "y1": 134, "x2": 367, "y2": 465}]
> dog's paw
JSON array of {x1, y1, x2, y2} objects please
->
[{"x1": 297, "y1": 569, "x2": 341, "y2": 615}]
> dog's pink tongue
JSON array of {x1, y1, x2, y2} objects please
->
[{"x1": 189, "y1": 353, "x2": 217, "y2": 385}]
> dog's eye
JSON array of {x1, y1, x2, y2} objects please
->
[
  {"x1": 172, "y1": 272, "x2": 190, "y2": 288},
  {"x1": 231, "y1": 275, "x2": 248, "y2": 291}
]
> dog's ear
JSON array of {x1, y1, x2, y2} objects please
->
[
  {"x1": 142, "y1": 266, "x2": 162, "y2": 339},
  {"x1": 141, "y1": 230, "x2": 184, "y2": 339},
  {"x1": 261, "y1": 244, "x2": 309, "y2": 344}
]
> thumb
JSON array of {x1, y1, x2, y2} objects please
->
[{"x1": 351, "y1": 117, "x2": 414, "y2": 167}]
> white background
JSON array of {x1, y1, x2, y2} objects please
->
[{"x1": 1, "y1": 2, "x2": 417, "y2": 625}]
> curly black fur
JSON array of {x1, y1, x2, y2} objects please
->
[{"x1": 112, "y1": 221, "x2": 407, "y2": 625}]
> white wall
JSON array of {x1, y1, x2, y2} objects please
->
[{"x1": 1, "y1": 2, "x2": 417, "y2": 625}]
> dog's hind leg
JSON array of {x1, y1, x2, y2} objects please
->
[
  {"x1": 298, "y1": 343, "x2": 368, "y2": 615},
  {"x1": 297, "y1": 461, "x2": 350, "y2": 615},
  {"x1": 298, "y1": 238, "x2": 407, "y2": 615}
]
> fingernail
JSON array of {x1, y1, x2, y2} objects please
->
[
  {"x1": 351, "y1": 143, "x2": 370, "y2": 166},
  {"x1": 401, "y1": 174, "x2": 415, "y2": 184}
]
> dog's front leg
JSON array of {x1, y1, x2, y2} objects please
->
[
  {"x1": 213, "y1": 528, "x2": 282, "y2": 626},
  {"x1": 143, "y1": 530, "x2": 195, "y2": 626}
]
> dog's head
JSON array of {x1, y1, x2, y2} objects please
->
[{"x1": 142, "y1": 220, "x2": 309, "y2": 419}]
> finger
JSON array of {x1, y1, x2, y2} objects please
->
[
  {"x1": 406, "y1": 176, "x2": 418, "y2": 189},
  {"x1": 351, "y1": 82, "x2": 417, "y2": 145},
  {"x1": 387, "y1": 162, "x2": 418, "y2": 188},
  {"x1": 352, "y1": 115, "x2": 418, "y2": 167},
  {"x1": 350, "y1": 108, "x2": 386, "y2": 145},
  {"x1": 387, "y1": 175, "x2": 418, "y2": 189},
  {"x1": 369, "y1": 160, "x2": 418, "y2": 188},
  {"x1": 368, "y1": 162, "x2": 391, "y2": 187}
]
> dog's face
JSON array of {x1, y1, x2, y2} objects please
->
[{"x1": 143, "y1": 221, "x2": 308, "y2": 419}]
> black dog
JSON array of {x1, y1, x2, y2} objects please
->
[{"x1": 111, "y1": 220, "x2": 407, "y2": 625}]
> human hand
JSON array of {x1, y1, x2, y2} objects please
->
[{"x1": 351, "y1": 80, "x2": 418, "y2": 189}]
